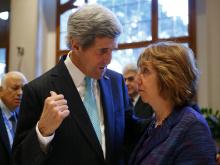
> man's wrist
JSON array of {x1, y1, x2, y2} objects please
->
[{"x1": 36, "y1": 122, "x2": 54, "y2": 152}]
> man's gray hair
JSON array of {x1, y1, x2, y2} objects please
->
[
  {"x1": 66, "y1": 4, "x2": 122, "y2": 49},
  {"x1": 122, "y1": 63, "x2": 138, "y2": 75},
  {"x1": 1, "y1": 71, "x2": 27, "y2": 89}
]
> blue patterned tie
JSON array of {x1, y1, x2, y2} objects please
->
[
  {"x1": 84, "y1": 77, "x2": 101, "y2": 143},
  {"x1": 9, "y1": 114, "x2": 17, "y2": 138}
]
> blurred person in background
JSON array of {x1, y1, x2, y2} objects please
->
[
  {"x1": 0, "y1": 71, "x2": 27, "y2": 165},
  {"x1": 123, "y1": 63, "x2": 153, "y2": 120}
]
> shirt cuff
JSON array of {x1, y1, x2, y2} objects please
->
[{"x1": 36, "y1": 122, "x2": 54, "y2": 152}]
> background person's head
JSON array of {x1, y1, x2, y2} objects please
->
[
  {"x1": 67, "y1": 4, "x2": 122, "y2": 79},
  {"x1": 137, "y1": 41, "x2": 200, "y2": 107},
  {"x1": 123, "y1": 63, "x2": 139, "y2": 99},
  {"x1": 0, "y1": 71, "x2": 27, "y2": 111}
]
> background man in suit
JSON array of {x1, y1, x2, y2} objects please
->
[
  {"x1": 0, "y1": 71, "x2": 27, "y2": 165},
  {"x1": 123, "y1": 63, "x2": 153, "y2": 119},
  {"x1": 12, "y1": 4, "x2": 140, "y2": 165}
]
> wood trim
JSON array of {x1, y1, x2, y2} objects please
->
[
  {"x1": 118, "y1": 36, "x2": 191, "y2": 50},
  {"x1": 56, "y1": 0, "x2": 61, "y2": 62},
  {"x1": 0, "y1": 18, "x2": 10, "y2": 73},
  {"x1": 188, "y1": 0, "x2": 197, "y2": 54},
  {"x1": 151, "y1": 0, "x2": 158, "y2": 41},
  {"x1": 58, "y1": 0, "x2": 75, "y2": 15}
]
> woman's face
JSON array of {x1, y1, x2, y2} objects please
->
[{"x1": 136, "y1": 62, "x2": 160, "y2": 106}]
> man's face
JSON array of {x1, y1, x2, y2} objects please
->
[
  {"x1": 1, "y1": 76, "x2": 26, "y2": 111},
  {"x1": 123, "y1": 71, "x2": 139, "y2": 98},
  {"x1": 72, "y1": 37, "x2": 117, "y2": 79}
]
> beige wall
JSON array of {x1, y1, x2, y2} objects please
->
[
  {"x1": 196, "y1": 0, "x2": 220, "y2": 110},
  {"x1": 9, "y1": 0, "x2": 38, "y2": 81},
  {"x1": 9, "y1": 0, "x2": 56, "y2": 81},
  {"x1": 9, "y1": 0, "x2": 220, "y2": 110}
]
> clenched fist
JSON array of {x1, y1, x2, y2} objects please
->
[{"x1": 38, "y1": 91, "x2": 70, "y2": 136}]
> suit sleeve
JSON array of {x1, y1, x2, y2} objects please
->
[{"x1": 11, "y1": 84, "x2": 48, "y2": 165}]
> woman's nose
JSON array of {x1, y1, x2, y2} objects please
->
[{"x1": 136, "y1": 74, "x2": 141, "y2": 84}]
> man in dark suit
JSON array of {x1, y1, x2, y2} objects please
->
[
  {"x1": 12, "y1": 4, "x2": 141, "y2": 165},
  {"x1": 123, "y1": 63, "x2": 153, "y2": 119},
  {"x1": 0, "y1": 71, "x2": 27, "y2": 165}
]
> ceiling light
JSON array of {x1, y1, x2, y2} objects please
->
[{"x1": 0, "y1": 11, "x2": 9, "y2": 20}]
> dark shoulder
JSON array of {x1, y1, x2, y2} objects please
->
[
  {"x1": 181, "y1": 107, "x2": 207, "y2": 124},
  {"x1": 26, "y1": 62, "x2": 63, "y2": 89},
  {"x1": 21, "y1": 63, "x2": 63, "y2": 101},
  {"x1": 179, "y1": 106, "x2": 210, "y2": 132}
]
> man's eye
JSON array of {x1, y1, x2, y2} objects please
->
[
  {"x1": 128, "y1": 77, "x2": 134, "y2": 81},
  {"x1": 10, "y1": 86, "x2": 20, "y2": 91},
  {"x1": 101, "y1": 49, "x2": 108, "y2": 54},
  {"x1": 98, "y1": 48, "x2": 109, "y2": 54}
]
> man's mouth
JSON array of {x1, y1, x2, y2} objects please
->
[{"x1": 99, "y1": 66, "x2": 107, "y2": 71}]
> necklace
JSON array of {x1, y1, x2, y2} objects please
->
[{"x1": 154, "y1": 118, "x2": 166, "y2": 128}]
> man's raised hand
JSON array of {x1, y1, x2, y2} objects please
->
[{"x1": 38, "y1": 91, "x2": 70, "y2": 136}]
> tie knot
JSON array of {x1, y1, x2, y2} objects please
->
[
  {"x1": 85, "y1": 76, "x2": 91, "y2": 83},
  {"x1": 9, "y1": 114, "x2": 16, "y2": 122},
  {"x1": 85, "y1": 77, "x2": 92, "y2": 90}
]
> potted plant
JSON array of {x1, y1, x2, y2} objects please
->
[{"x1": 201, "y1": 107, "x2": 220, "y2": 151}]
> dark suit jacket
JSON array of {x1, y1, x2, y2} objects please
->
[
  {"x1": 12, "y1": 59, "x2": 138, "y2": 165},
  {"x1": 129, "y1": 106, "x2": 217, "y2": 165},
  {"x1": 0, "y1": 108, "x2": 12, "y2": 165},
  {"x1": 134, "y1": 97, "x2": 153, "y2": 119}
]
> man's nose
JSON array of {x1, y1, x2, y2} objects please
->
[
  {"x1": 125, "y1": 79, "x2": 129, "y2": 85},
  {"x1": 104, "y1": 50, "x2": 112, "y2": 64},
  {"x1": 16, "y1": 88, "x2": 23, "y2": 95}
]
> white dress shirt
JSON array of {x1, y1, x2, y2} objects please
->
[
  {"x1": 132, "y1": 95, "x2": 139, "y2": 106},
  {"x1": 36, "y1": 52, "x2": 106, "y2": 157}
]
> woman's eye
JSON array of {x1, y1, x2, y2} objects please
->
[{"x1": 142, "y1": 68, "x2": 149, "y2": 74}]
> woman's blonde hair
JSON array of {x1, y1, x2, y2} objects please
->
[{"x1": 137, "y1": 41, "x2": 200, "y2": 106}]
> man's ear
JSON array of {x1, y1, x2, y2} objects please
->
[
  {"x1": 0, "y1": 86, "x2": 3, "y2": 98},
  {"x1": 0, "y1": 86, "x2": 3, "y2": 92},
  {"x1": 71, "y1": 40, "x2": 80, "y2": 52}
]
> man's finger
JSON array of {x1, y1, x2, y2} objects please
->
[{"x1": 50, "y1": 91, "x2": 57, "y2": 96}]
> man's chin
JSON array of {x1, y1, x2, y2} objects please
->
[
  {"x1": 13, "y1": 102, "x2": 20, "y2": 108},
  {"x1": 94, "y1": 69, "x2": 107, "y2": 79}
]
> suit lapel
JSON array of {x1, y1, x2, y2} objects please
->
[
  {"x1": 0, "y1": 109, "x2": 11, "y2": 154},
  {"x1": 143, "y1": 123, "x2": 170, "y2": 157},
  {"x1": 50, "y1": 61, "x2": 104, "y2": 159},
  {"x1": 99, "y1": 75, "x2": 115, "y2": 158}
]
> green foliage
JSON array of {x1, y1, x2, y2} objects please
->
[{"x1": 201, "y1": 107, "x2": 220, "y2": 141}]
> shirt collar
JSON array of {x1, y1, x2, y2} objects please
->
[
  {"x1": 64, "y1": 51, "x2": 85, "y2": 88},
  {"x1": 0, "y1": 99, "x2": 15, "y2": 120},
  {"x1": 133, "y1": 95, "x2": 139, "y2": 105}
]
